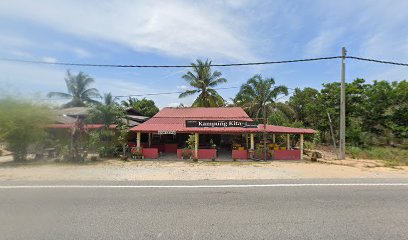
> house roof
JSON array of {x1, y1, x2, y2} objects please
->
[
  {"x1": 46, "y1": 124, "x2": 116, "y2": 129},
  {"x1": 130, "y1": 107, "x2": 316, "y2": 134}
]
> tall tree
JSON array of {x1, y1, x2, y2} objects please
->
[
  {"x1": 179, "y1": 59, "x2": 227, "y2": 107},
  {"x1": 47, "y1": 70, "x2": 101, "y2": 108},
  {"x1": 233, "y1": 74, "x2": 289, "y2": 120}
]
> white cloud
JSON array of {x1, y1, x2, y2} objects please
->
[
  {"x1": 0, "y1": 0, "x2": 257, "y2": 61},
  {"x1": 176, "y1": 85, "x2": 188, "y2": 90},
  {"x1": 303, "y1": 29, "x2": 344, "y2": 57},
  {"x1": 73, "y1": 48, "x2": 91, "y2": 58},
  {"x1": 42, "y1": 57, "x2": 57, "y2": 63}
]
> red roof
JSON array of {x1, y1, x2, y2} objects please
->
[
  {"x1": 130, "y1": 107, "x2": 316, "y2": 134},
  {"x1": 46, "y1": 124, "x2": 116, "y2": 129}
]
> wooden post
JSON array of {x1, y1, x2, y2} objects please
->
[
  {"x1": 148, "y1": 133, "x2": 151, "y2": 148},
  {"x1": 300, "y1": 134, "x2": 304, "y2": 160},
  {"x1": 286, "y1": 134, "x2": 290, "y2": 150},
  {"x1": 136, "y1": 132, "x2": 141, "y2": 149},
  {"x1": 245, "y1": 134, "x2": 249, "y2": 149},
  {"x1": 272, "y1": 134, "x2": 275, "y2": 143},
  {"x1": 250, "y1": 133, "x2": 254, "y2": 150},
  {"x1": 194, "y1": 133, "x2": 199, "y2": 158}
]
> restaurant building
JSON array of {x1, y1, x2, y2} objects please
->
[{"x1": 129, "y1": 107, "x2": 316, "y2": 160}]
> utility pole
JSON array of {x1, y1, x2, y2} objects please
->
[
  {"x1": 339, "y1": 47, "x2": 346, "y2": 159},
  {"x1": 263, "y1": 103, "x2": 267, "y2": 161}
]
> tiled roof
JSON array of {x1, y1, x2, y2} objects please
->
[{"x1": 130, "y1": 107, "x2": 316, "y2": 134}]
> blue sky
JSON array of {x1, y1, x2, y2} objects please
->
[{"x1": 0, "y1": 0, "x2": 407, "y2": 107}]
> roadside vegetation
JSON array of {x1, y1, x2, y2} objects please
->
[
  {"x1": 347, "y1": 146, "x2": 408, "y2": 167},
  {"x1": 0, "y1": 59, "x2": 406, "y2": 166}
]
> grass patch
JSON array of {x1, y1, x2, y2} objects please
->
[{"x1": 347, "y1": 146, "x2": 408, "y2": 166}]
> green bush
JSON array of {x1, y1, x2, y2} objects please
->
[{"x1": 0, "y1": 98, "x2": 53, "y2": 161}]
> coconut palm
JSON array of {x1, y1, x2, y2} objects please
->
[
  {"x1": 179, "y1": 59, "x2": 227, "y2": 107},
  {"x1": 47, "y1": 70, "x2": 101, "y2": 108},
  {"x1": 233, "y1": 74, "x2": 290, "y2": 120}
]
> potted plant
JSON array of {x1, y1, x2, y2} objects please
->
[
  {"x1": 181, "y1": 149, "x2": 191, "y2": 160},
  {"x1": 131, "y1": 147, "x2": 143, "y2": 159}
]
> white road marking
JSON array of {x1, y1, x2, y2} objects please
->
[{"x1": 0, "y1": 183, "x2": 408, "y2": 189}]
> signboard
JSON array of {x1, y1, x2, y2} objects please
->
[
  {"x1": 158, "y1": 130, "x2": 176, "y2": 135},
  {"x1": 185, "y1": 120, "x2": 258, "y2": 128}
]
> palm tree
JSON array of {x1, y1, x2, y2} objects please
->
[
  {"x1": 121, "y1": 97, "x2": 137, "y2": 108},
  {"x1": 233, "y1": 74, "x2": 289, "y2": 120},
  {"x1": 103, "y1": 93, "x2": 117, "y2": 106},
  {"x1": 47, "y1": 70, "x2": 101, "y2": 108},
  {"x1": 179, "y1": 59, "x2": 227, "y2": 107}
]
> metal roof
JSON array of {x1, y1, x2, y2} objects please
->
[{"x1": 130, "y1": 107, "x2": 316, "y2": 134}]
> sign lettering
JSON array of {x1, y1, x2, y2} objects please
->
[{"x1": 186, "y1": 120, "x2": 258, "y2": 128}]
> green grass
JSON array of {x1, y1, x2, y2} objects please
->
[{"x1": 347, "y1": 146, "x2": 408, "y2": 166}]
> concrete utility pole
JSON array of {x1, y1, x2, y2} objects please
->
[{"x1": 339, "y1": 47, "x2": 346, "y2": 159}]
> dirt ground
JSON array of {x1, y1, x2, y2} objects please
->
[{"x1": 0, "y1": 149, "x2": 407, "y2": 181}]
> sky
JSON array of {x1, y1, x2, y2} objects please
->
[{"x1": 0, "y1": 0, "x2": 407, "y2": 108}]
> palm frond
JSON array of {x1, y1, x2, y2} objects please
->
[
  {"x1": 47, "y1": 92, "x2": 72, "y2": 98},
  {"x1": 179, "y1": 90, "x2": 198, "y2": 98}
]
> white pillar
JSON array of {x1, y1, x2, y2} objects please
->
[
  {"x1": 300, "y1": 134, "x2": 304, "y2": 160},
  {"x1": 250, "y1": 133, "x2": 254, "y2": 150},
  {"x1": 136, "y1": 132, "x2": 141, "y2": 149},
  {"x1": 194, "y1": 133, "x2": 199, "y2": 158},
  {"x1": 286, "y1": 134, "x2": 290, "y2": 150},
  {"x1": 272, "y1": 134, "x2": 276, "y2": 143}
]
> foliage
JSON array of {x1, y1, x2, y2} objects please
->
[
  {"x1": 0, "y1": 98, "x2": 54, "y2": 161},
  {"x1": 286, "y1": 79, "x2": 407, "y2": 147},
  {"x1": 47, "y1": 70, "x2": 101, "y2": 108},
  {"x1": 233, "y1": 74, "x2": 289, "y2": 119},
  {"x1": 186, "y1": 134, "x2": 196, "y2": 150},
  {"x1": 122, "y1": 97, "x2": 159, "y2": 117},
  {"x1": 86, "y1": 94, "x2": 124, "y2": 158},
  {"x1": 347, "y1": 146, "x2": 408, "y2": 166},
  {"x1": 179, "y1": 59, "x2": 227, "y2": 107}
]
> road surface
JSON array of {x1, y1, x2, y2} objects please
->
[{"x1": 1, "y1": 179, "x2": 408, "y2": 239}]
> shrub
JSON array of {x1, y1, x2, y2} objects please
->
[{"x1": 0, "y1": 98, "x2": 53, "y2": 161}]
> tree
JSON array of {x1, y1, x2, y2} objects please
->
[
  {"x1": 233, "y1": 74, "x2": 289, "y2": 120},
  {"x1": 86, "y1": 94, "x2": 123, "y2": 158},
  {"x1": 47, "y1": 70, "x2": 101, "y2": 108},
  {"x1": 179, "y1": 59, "x2": 227, "y2": 107},
  {"x1": 87, "y1": 93, "x2": 121, "y2": 127},
  {"x1": 121, "y1": 97, "x2": 159, "y2": 117},
  {"x1": 0, "y1": 98, "x2": 54, "y2": 161}
]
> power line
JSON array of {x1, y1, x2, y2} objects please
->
[
  {"x1": 35, "y1": 86, "x2": 241, "y2": 101},
  {"x1": 0, "y1": 56, "x2": 342, "y2": 68},
  {"x1": 347, "y1": 56, "x2": 408, "y2": 67},
  {"x1": 1, "y1": 55, "x2": 408, "y2": 68}
]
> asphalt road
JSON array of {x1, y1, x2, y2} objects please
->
[{"x1": 1, "y1": 179, "x2": 408, "y2": 240}]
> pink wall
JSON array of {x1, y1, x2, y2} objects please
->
[
  {"x1": 177, "y1": 149, "x2": 217, "y2": 159},
  {"x1": 198, "y1": 149, "x2": 217, "y2": 159},
  {"x1": 274, "y1": 150, "x2": 301, "y2": 160},
  {"x1": 232, "y1": 149, "x2": 248, "y2": 160},
  {"x1": 142, "y1": 148, "x2": 159, "y2": 159}
]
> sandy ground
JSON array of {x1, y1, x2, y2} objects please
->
[
  {"x1": 1, "y1": 145, "x2": 407, "y2": 181},
  {"x1": 0, "y1": 155, "x2": 407, "y2": 181}
]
